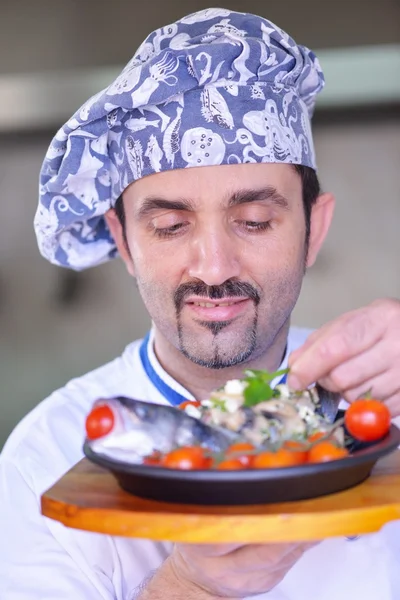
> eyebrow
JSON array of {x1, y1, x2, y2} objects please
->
[
  {"x1": 228, "y1": 187, "x2": 290, "y2": 210},
  {"x1": 136, "y1": 186, "x2": 289, "y2": 218},
  {"x1": 136, "y1": 197, "x2": 195, "y2": 218}
]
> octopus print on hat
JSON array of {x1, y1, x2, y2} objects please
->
[
  {"x1": 181, "y1": 128, "x2": 226, "y2": 166},
  {"x1": 34, "y1": 8, "x2": 325, "y2": 270}
]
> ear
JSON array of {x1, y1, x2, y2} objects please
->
[
  {"x1": 306, "y1": 192, "x2": 335, "y2": 268},
  {"x1": 104, "y1": 207, "x2": 136, "y2": 277}
]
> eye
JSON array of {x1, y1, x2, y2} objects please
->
[
  {"x1": 153, "y1": 222, "x2": 187, "y2": 238},
  {"x1": 238, "y1": 220, "x2": 272, "y2": 233}
]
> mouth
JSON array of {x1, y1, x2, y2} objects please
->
[
  {"x1": 184, "y1": 297, "x2": 251, "y2": 321},
  {"x1": 192, "y1": 300, "x2": 239, "y2": 308}
]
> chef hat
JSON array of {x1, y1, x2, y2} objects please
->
[{"x1": 34, "y1": 7, "x2": 325, "y2": 270}]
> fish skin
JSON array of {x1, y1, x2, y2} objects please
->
[
  {"x1": 315, "y1": 384, "x2": 341, "y2": 424},
  {"x1": 87, "y1": 396, "x2": 237, "y2": 462}
]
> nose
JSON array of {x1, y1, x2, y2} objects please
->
[{"x1": 187, "y1": 224, "x2": 241, "y2": 286}]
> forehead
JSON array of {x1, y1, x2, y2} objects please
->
[{"x1": 123, "y1": 163, "x2": 302, "y2": 204}]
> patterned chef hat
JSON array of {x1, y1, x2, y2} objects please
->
[{"x1": 34, "y1": 7, "x2": 325, "y2": 270}]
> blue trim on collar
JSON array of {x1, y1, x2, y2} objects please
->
[
  {"x1": 139, "y1": 333, "x2": 189, "y2": 406},
  {"x1": 279, "y1": 372, "x2": 288, "y2": 384},
  {"x1": 139, "y1": 332, "x2": 287, "y2": 406}
]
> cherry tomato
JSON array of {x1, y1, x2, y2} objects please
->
[
  {"x1": 204, "y1": 456, "x2": 213, "y2": 469},
  {"x1": 344, "y1": 398, "x2": 391, "y2": 442},
  {"x1": 282, "y1": 440, "x2": 308, "y2": 464},
  {"x1": 143, "y1": 450, "x2": 162, "y2": 466},
  {"x1": 178, "y1": 400, "x2": 202, "y2": 410},
  {"x1": 162, "y1": 446, "x2": 209, "y2": 470},
  {"x1": 217, "y1": 458, "x2": 244, "y2": 470},
  {"x1": 252, "y1": 448, "x2": 301, "y2": 469},
  {"x1": 85, "y1": 404, "x2": 114, "y2": 440},
  {"x1": 308, "y1": 431, "x2": 326, "y2": 444},
  {"x1": 225, "y1": 442, "x2": 256, "y2": 468},
  {"x1": 308, "y1": 441, "x2": 349, "y2": 463}
]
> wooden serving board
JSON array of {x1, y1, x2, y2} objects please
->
[{"x1": 41, "y1": 452, "x2": 400, "y2": 543}]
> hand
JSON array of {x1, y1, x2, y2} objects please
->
[
  {"x1": 167, "y1": 541, "x2": 316, "y2": 598},
  {"x1": 288, "y1": 298, "x2": 400, "y2": 417}
]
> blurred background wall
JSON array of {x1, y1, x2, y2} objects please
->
[{"x1": 0, "y1": 0, "x2": 399, "y2": 448}]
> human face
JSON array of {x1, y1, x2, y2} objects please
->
[{"x1": 114, "y1": 164, "x2": 309, "y2": 368}]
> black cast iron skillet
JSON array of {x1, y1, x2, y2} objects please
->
[{"x1": 83, "y1": 415, "x2": 400, "y2": 506}]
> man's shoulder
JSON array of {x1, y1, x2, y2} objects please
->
[{"x1": 1, "y1": 337, "x2": 146, "y2": 486}]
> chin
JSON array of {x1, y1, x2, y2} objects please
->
[{"x1": 178, "y1": 325, "x2": 257, "y2": 369}]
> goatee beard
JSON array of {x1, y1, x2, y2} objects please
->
[
  {"x1": 177, "y1": 311, "x2": 258, "y2": 369},
  {"x1": 174, "y1": 278, "x2": 260, "y2": 369}
]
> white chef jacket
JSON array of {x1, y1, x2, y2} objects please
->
[{"x1": 0, "y1": 326, "x2": 399, "y2": 600}]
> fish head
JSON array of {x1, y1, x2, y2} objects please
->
[{"x1": 85, "y1": 396, "x2": 237, "y2": 464}]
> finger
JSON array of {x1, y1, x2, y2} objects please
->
[
  {"x1": 384, "y1": 392, "x2": 400, "y2": 418},
  {"x1": 276, "y1": 543, "x2": 315, "y2": 570},
  {"x1": 230, "y1": 542, "x2": 317, "y2": 572},
  {"x1": 312, "y1": 341, "x2": 390, "y2": 393},
  {"x1": 291, "y1": 298, "x2": 400, "y2": 363},
  {"x1": 288, "y1": 308, "x2": 385, "y2": 390},
  {"x1": 288, "y1": 305, "x2": 378, "y2": 364},
  {"x1": 288, "y1": 311, "x2": 359, "y2": 363},
  {"x1": 328, "y1": 370, "x2": 400, "y2": 405}
]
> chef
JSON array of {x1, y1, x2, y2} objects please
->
[{"x1": 1, "y1": 7, "x2": 399, "y2": 600}]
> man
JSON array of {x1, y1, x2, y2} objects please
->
[{"x1": 1, "y1": 7, "x2": 399, "y2": 600}]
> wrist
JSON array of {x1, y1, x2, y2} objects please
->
[
  {"x1": 142, "y1": 556, "x2": 234, "y2": 600},
  {"x1": 167, "y1": 557, "x2": 228, "y2": 599}
]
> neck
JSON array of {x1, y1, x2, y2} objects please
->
[{"x1": 152, "y1": 322, "x2": 290, "y2": 400}]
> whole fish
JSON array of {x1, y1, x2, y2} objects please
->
[{"x1": 85, "y1": 396, "x2": 238, "y2": 464}]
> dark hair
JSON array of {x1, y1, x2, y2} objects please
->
[
  {"x1": 294, "y1": 164, "x2": 321, "y2": 251},
  {"x1": 115, "y1": 193, "x2": 126, "y2": 240},
  {"x1": 114, "y1": 165, "x2": 320, "y2": 251}
]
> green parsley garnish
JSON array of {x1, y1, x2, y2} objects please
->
[{"x1": 242, "y1": 368, "x2": 289, "y2": 407}]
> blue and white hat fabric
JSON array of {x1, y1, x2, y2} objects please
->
[{"x1": 34, "y1": 7, "x2": 325, "y2": 270}]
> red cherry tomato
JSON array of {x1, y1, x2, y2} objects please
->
[
  {"x1": 162, "y1": 446, "x2": 209, "y2": 470},
  {"x1": 225, "y1": 442, "x2": 256, "y2": 468},
  {"x1": 308, "y1": 441, "x2": 349, "y2": 463},
  {"x1": 217, "y1": 458, "x2": 244, "y2": 470},
  {"x1": 345, "y1": 398, "x2": 391, "y2": 442},
  {"x1": 178, "y1": 400, "x2": 202, "y2": 410},
  {"x1": 85, "y1": 404, "x2": 115, "y2": 440},
  {"x1": 252, "y1": 448, "x2": 301, "y2": 469},
  {"x1": 308, "y1": 431, "x2": 326, "y2": 444},
  {"x1": 282, "y1": 440, "x2": 308, "y2": 464}
]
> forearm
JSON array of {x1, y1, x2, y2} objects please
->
[{"x1": 136, "y1": 558, "x2": 235, "y2": 600}]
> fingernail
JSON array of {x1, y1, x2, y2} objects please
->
[{"x1": 288, "y1": 375, "x2": 301, "y2": 390}]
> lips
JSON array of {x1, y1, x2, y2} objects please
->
[
  {"x1": 174, "y1": 281, "x2": 260, "y2": 313},
  {"x1": 184, "y1": 297, "x2": 251, "y2": 321},
  {"x1": 192, "y1": 300, "x2": 239, "y2": 308}
]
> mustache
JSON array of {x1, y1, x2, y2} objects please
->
[{"x1": 174, "y1": 280, "x2": 261, "y2": 312}]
